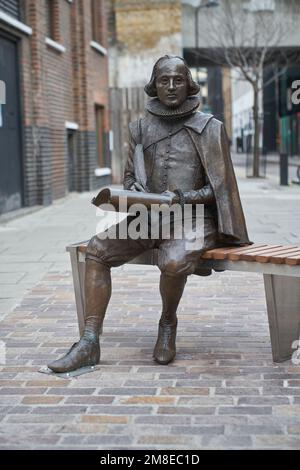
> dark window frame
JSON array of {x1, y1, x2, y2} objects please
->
[
  {"x1": 0, "y1": 0, "x2": 21, "y2": 20},
  {"x1": 91, "y1": 0, "x2": 104, "y2": 45},
  {"x1": 45, "y1": 0, "x2": 60, "y2": 42}
]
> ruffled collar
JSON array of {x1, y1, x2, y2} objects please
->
[{"x1": 146, "y1": 95, "x2": 200, "y2": 119}]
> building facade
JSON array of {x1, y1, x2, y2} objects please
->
[
  {"x1": 107, "y1": 0, "x2": 182, "y2": 88},
  {"x1": 106, "y1": 0, "x2": 183, "y2": 183},
  {"x1": 182, "y1": 0, "x2": 300, "y2": 155},
  {"x1": 0, "y1": 0, "x2": 110, "y2": 215}
]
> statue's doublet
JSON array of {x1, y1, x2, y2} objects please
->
[
  {"x1": 125, "y1": 98, "x2": 251, "y2": 246},
  {"x1": 130, "y1": 109, "x2": 213, "y2": 194}
]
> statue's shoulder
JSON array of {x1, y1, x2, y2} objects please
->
[
  {"x1": 128, "y1": 115, "x2": 148, "y2": 141},
  {"x1": 185, "y1": 111, "x2": 222, "y2": 136}
]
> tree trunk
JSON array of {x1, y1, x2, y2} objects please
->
[{"x1": 252, "y1": 86, "x2": 260, "y2": 177}]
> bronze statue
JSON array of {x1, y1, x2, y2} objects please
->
[{"x1": 48, "y1": 56, "x2": 250, "y2": 373}]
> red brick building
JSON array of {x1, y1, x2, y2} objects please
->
[{"x1": 0, "y1": 0, "x2": 110, "y2": 215}]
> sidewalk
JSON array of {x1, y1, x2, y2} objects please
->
[{"x1": 0, "y1": 171, "x2": 300, "y2": 449}]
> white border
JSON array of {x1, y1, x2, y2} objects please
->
[
  {"x1": 90, "y1": 41, "x2": 107, "y2": 56},
  {"x1": 45, "y1": 37, "x2": 66, "y2": 53},
  {"x1": 94, "y1": 167, "x2": 112, "y2": 177},
  {"x1": 0, "y1": 10, "x2": 32, "y2": 35},
  {"x1": 65, "y1": 121, "x2": 79, "y2": 130}
]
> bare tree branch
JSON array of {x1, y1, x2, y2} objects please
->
[{"x1": 194, "y1": 0, "x2": 298, "y2": 177}]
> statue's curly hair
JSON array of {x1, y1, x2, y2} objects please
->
[{"x1": 144, "y1": 55, "x2": 200, "y2": 98}]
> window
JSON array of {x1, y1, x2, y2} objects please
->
[
  {"x1": 0, "y1": 0, "x2": 20, "y2": 20},
  {"x1": 91, "y1": 0, "x2": 104, "y2": 45},
  {"x1": 45, "y1": 0, "x2": 59, "y2": 40}
]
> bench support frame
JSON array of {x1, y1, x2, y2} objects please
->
[
  {"x1": 67, "y1": 244, "x2": 300, "y2": 363},
  {"x1": 264, "y1": 274, "x2": 300, "y2": 362}
]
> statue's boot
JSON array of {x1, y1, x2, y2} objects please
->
[
  {"x1": 153, "y1": 273, "x2": 187, "y2": 365},
  {"x1": 153, "y1": 319, "x2": 178, "y2": 364},
  {"x1": 48, "y1": 260, "x2": 111, "y2": 373},
  {"x1": 47, "y1": 338, "x2": 100, "y2": 373}
]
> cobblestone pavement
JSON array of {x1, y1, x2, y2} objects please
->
[
  {"x1": 0, "y1": 158, "x2": 300, "y2": 449},
  {"x1": 1, "y1": 266, "x2": 300, "y2": 449}
]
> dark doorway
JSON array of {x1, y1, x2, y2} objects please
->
[
  {"x1": 0, "y1": 34, "x2": 23, "y2": 215},
  {"x1": 95, "y1": 105, "x2": 106, "y2": 167},
  {"x1": 67, "y1": 130, "x2": 77, "y2": 192}
]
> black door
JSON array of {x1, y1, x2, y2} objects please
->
[
  {"x1": 67, "y1": 130, "x2": 77, "y2": 192},
  {"x1": 0, "y1": 34, "x2": 23, "y2": 214}
]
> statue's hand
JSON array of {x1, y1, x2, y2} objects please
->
[
  {"x1": 161, "y1": 190, "x2": 180, "y2": 204},
  {"x1": 130, "y1": 182, "x2": 146, "y2": 192}
]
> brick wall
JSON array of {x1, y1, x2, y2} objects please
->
[
  {"x1": 0, "y1": 0, "x2": 110, "y2": 212},
  {"x1": 115, "y1": 0, "x2": 181, "y2": 53},
  {"x1": 108, "y1": 0, "x2": 182, "y2": 87}
]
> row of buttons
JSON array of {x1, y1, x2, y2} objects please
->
[
  {"x1": 164, "y1": 135, "x2": 171, "y2": 179},
  {"x1": 159, "y1": 132, "x2": 172, "y2": 189}
]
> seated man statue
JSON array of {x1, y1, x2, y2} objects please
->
[{"x1": 48, "y1": 55, "x2": 250, "y2": 373}]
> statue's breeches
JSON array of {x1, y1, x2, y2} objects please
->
[{"x1": 86, "y1": 215, "x2": 219, "y2": 277}]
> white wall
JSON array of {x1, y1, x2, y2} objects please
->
[
  {"x1": 231, "y1": 68, "x2": 264, "y2": 151},
  {"x1": 109, "y1": 33, "x2": 182, "y2": 88}
]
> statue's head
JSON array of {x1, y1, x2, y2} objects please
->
[{"x1": 144, "y1": 55, "x2": 200, "y2": 109}]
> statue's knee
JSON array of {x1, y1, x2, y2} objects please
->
[
  {"x1": 159, "y1": 258, "x2": 195, "y2": 277},
  {"x1": 86, "y1": 235, "x2": 107, "y2": 259}
]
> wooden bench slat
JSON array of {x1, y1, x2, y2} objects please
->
[
  {"x1": 233, "y1": 245, "x2": 282, "y2": 261},
  {"x1": 285, "y1": 254, "x2": 300, "y2": 266},
  {"x1": 255, "y1": 246, "x2": 300, "y2": 263},
  {"x1": 226, "y1": 245, "x2": 280, "y2": 261},
  {"x1": 202, "y1": 244, "x2": 266, "y2": 260},
  {"x1": 270, "y1": 249, "x2": 300, "y2": 264}
]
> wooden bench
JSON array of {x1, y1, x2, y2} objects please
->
[{"x1": 66, "y1": 242, "x2": 300, "y2": 363}]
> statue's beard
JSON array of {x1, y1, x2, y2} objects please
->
[{"x1": 146, "y1": 95, "x2": 200, "y2": 119}]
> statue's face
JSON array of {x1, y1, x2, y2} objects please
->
[{"x1": 155, "y1": 59, "x2": 188, "y2": 108}]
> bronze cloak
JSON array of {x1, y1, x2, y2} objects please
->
[{"x1": 125, "y1": 111, "x2": 252, "y2": 246}]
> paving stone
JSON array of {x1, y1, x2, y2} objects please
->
[
  {"x1": 65, "y1": 396, "x2": 114, "y2": 405},
  {"x1": 51, "y1": 423, "x2": 107, "y2": 434},
  {"x1": 219, "y1": 406, "x2": 272, "y2": 415},
  {"x1": 201, "y1": 435, "x2": 253, "y2": 449},
  {"x1": 5, "y1": 414, "x2": 77, "y2": 424},
  {"x1": 137, "y1": 435, "x2": 192, "y2": 446},
  {"x1": 215, "y1": 387, "x2": 260, "y2": 396},
  {"x1": 253, "y1": 435, "x2": 300, "y2": 449},
  {"x1": 84, "y1": 435, "x2": 133, "y2": 446},
  {"x1": 287, "y1": 425, "x2": 300, "y2": 434},
  {"x1": 178, "y1": 397, "x2": 234, "y2": 406},
  {"x1": 0, "y1": 388, "x2": 47, "y2": 395},
  {"x1": 238, "y1": 397, "x2": 290, "y2": 405},
  {"x1": 47, "y1": 388, "x2": 96, "y2": 395},
  {"x1": 171, "y1": 425, "x2": 225, "y2": 435},
  {"x1": 87, "y1": 405, "x2": 153, "y2": 415},
  {"x1": 96, "y1": 387, "x2": 157, "y2": 396},
  {"x1": 134, "y1": 415, "x2": 191, "y2": 425},
  {"x1": 225, "y1": 424, "x2": 285, "y2": 435},
  {"x1": 34, "y1": 406, "x2": 88, "y2": 414},
  {"x1": 273, "y1": 405, "x2": 300, "y2": 417},
  {"x1": 81, "y1": 415, "x2": 129, "y2": 424},
  {"x1": 22, "y1": 396, "x2": 63, "y2": 405},
  {"x1": 158, "y1": 406, "x2": 215, "y2": 415},
  {"x1": 161, "y1": 387, "x2": 209, "y2": 396},
  {"x1": 119, "y1": 396, "x2": 175, "y2": 405}
]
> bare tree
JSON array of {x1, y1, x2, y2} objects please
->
[{"x1": 198, "y1": 0, "x2": 297, "y2": 177}]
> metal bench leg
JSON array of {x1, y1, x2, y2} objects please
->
[
  {"x1": 264, "y1": 274, "x2": 300, "y2": 362},
  {"x1": 69, "y1": 248, "x2": 85, "y2": 336}
]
